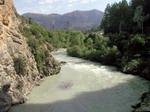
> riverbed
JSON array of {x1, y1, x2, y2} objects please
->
[{"x1": 10, "y1": 49, "x2": 149, "y2": 112}]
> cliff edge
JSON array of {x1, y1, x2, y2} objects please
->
[{"x1": 0, "y1": 0, "x2": 60, "y2": 102}]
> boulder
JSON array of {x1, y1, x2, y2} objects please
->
[{"x1": 133, "y1": 91, "x2": 150, "y2": 112}]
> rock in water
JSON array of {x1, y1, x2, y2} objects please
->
[
  {"x1": 133, "y1": 91, "x2": 150, "y2": 112},
  {"x1": 0, "y1": 90, "x2": 12, "y2": 112}
]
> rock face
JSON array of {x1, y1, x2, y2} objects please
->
[{"x1": 0, "y1": 0, "x2": 60, "y2": 102}]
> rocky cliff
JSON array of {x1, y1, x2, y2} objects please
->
[{"x1": 0, "y1": 0, "x2": 60, "y2": 102}]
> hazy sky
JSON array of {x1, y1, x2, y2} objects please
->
[{"x1": 14, "y1": 0, "x2": 130, "y2": 15}]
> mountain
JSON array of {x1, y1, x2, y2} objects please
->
[{"x1": 23, "y1": 9, "x2": 104, "y2": 30}]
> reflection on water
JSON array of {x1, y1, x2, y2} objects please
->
[{"x1": 10, "y1": 49, "x2": 149, "y2": 112}]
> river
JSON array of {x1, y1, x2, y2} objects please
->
[{"x1": 10, "y1": 49, "x2": 149, "y2": 112}]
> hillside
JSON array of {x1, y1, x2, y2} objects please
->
[
  {"x1": 23, "y1": 9, "x2": 104, "y2": 30},
  {"x1": 0, "y1": 0, "x2": 60, "y2": 107}
]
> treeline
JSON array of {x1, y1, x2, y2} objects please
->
[
  {"x1": 67, "y1": 0, "x2": 150, "y2": 79},
  {"x1": 47, "y1": 30, "x2": 85, "y2": 48},
  {"x1": 67, "y1": 33, "x2": 119, "y2": 66},
  {"x1": 101, "y1": 0, "x2": 150, "y2": 34}
]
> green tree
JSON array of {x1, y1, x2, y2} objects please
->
[
  {"x1": 133, "y1": 5, "x2": 148, "y2": 33},
  {"x1": 86, "y1": 38, "x2": 93, "y2": 49},
  {"x1": 101, "y1": 0, "x2": 130, "y2": 34}
]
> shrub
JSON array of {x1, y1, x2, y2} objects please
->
[
  {"x1": 67, "y1": 45, "x2": 82, "y2": 57},
  {"x1": 131, "y1": 35, "x2": 145, "y2": 46},
  {"x1": 14, "y1": 57, "x2": 26, "y2": 76},
  {"x1": 123, "y1": 59, "x2": 141, "y2": 74}
]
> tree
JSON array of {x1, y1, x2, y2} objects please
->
[
  {"x1": 86, "y1": 38, "x2": 93, "y2": 49},
  {"x1": 130, "y1": 0, "x2": 143, "y2": 10},
  {"x1": 101, "y1": 0, "x2": 130, "y2": 34},
  {"x1": 133, "y1": 5, "x2": 148, "y2": 34},
  {"x1": 101, "y1": 4, "x2": 111, "y2": 34}
]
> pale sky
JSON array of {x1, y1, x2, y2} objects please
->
[{"x1": 14, "y1": 0, "x2": 130, "y2": 15}]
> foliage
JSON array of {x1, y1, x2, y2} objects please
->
[
  {"x1": 67, "y1": 0, "x2": 150, "y2": 78},
  {"x1": 19, "y1": 16, "x2": 87, "y2": 76},
  {"x1": 14, "y1": 57, "x2": 26, "y2": 76},
  {"x1": 98, "y1": 0, "x2": 150, "y2": 78},
  {"x1": 101, "y1": 0, "x2": 150, "y2": 34},
  {"x1": 101, "y1": 0, "x2": 132, "y2": 34},
  {"x1": 86, "y1": 38, "x2": 93, "y2": 49},
  {"x1": 67, "y1": 33, "x2": 120, "y2": 66},
  {"x1": 123, "y1": 59, "x2": 141, "y2": 74},
  {"x1": 67, "y1": 46, "x2": 83, "y2": 57},
  {"x1": 133, "y1": 5, "x2": 148, "y2": 34},
  {"x1": 19, "y1": 18, "x2": 53, "y2": 76},
  {"x1": 48, "y1": 30, "x2": 85, "y2": 48},
  {"x1": 18, "y1": 1, "x2": 150, "y2": 79}
]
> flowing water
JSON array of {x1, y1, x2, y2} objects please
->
[{"x1": 10, "y1": 49, "x2": 149, "y2": 112}]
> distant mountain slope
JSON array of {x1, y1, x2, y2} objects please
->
[{"x1": 23, "y1": 9, "x2": 104, "y2": 30}]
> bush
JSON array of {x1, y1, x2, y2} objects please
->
[
  {"x1": 67, "y1": 45, "x2": 82, "y2": 57},
  {"x1": 123, "y1": 59, "x2": 141, "y2": 74},
  {"x1": 102, "y1": 46, "x2": 119, "y2": 65},
  {"x1": 14, "y1": 57, "x2": 26, "y2": 76},
  {"x1": 19, "y1": 20, "x2": 55, "y2": 76},
  {"x1": 128, "y1": 34, "x2": 146, "y2": 52},
  {"x1": 131, "y1": 35, "x2": 145, "y2": 46}
]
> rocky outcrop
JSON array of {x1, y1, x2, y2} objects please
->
[
  {"x1": 133, "y1": 91, "x2": 150, "y2": 112},
  {"x1": 0, "y1": 0, "x2": 60, "y2": 103},
  {"x1": 45, "y1": 55, "x2": 61, "y2": 76},
  {"x1": 142, "y1": 65, "x2": 150, "y2": 80}
]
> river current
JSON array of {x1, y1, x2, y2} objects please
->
[{"x1": 10, "y1": 49, "x2": 149, "y2": 112}]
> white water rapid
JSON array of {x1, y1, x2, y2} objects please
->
[{"x1": 10, "y1": 49, "x2": 149, "y2": 112}]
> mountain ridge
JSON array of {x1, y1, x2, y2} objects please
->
[
  {"x1": 23, "y1": 9, "x2": 104, "y2": 30},
  {"x1": 24, "y1": 9, "x2": 102, "y2": 16}
]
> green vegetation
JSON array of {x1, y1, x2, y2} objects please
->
[
  {"x1": 67, "y1": 34, "x2": 120, "y2": 66},
  {"x1": 66, "y1": 0, "x2": 150, "y2": 79},
  {"x1": 19, "y1": 18, "x2": 54, "y2": 76},
  {"x1": 14, "y1": 57, "x2": 26, "y2": 76},
  {"x1": 48, "y1": 30, "x2": 85, "y2": 48},
  {"x1": 100, "y1": 0, "x2": 150, "y2": 78},
  {"x1": 18, "y1": 17, "x2": 85, "y2": 76},
  {"x1": 17, "y1": 0, "x2": 149, "y2": 79}
]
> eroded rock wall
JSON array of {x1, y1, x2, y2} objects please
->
[{"x1": 0, "y1": 0, "x2": 60, "y2": 101}]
